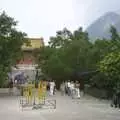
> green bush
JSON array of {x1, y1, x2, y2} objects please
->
[{"x1": 99, "y1": 52, "x2": 120, "y2": 93}]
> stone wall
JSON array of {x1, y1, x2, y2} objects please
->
[{"x1": 84, "y1": 85, "x2": 108, "y2": 99}]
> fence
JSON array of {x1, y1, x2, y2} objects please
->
[{"x1": 19, "y1": 82, "x2": 56, "y2": 111}]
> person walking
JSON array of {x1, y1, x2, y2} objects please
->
[
  {"x1": 60, "y1": 82, "x2": 65, "y2": 96},
  {"x1": 70, "y1": 81, "x2": 75, "y2": 98},
  {"x1": 46, "y1": 81, "x2": 49, "y2": 91},
  {"x1": 67, "y1": 80, "x2": 71, "y2": 96},
  {"x1": 53, "y1": 80, "x2": 56, "y2": 95},
  {"x1": 9, "y1": 79, "x2": 13, "y2": 96},
  {"x1": 65, "y1": 81, "x2": 68, "y2": 95},
  {"x1": 75, "y1": 81, "x2": 80, "y2": 99},
  {"x1": 50, "y1": 80, "x2": 55, "y2": 96}
]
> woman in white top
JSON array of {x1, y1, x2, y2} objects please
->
[
  {"x1": 70, "y1": 81, "x2": 75, "y2": 98},
  {"x1": 75, "y1": 81, "x2": 80, "y2": 98},
  {"x1": 50, "y1": 80, "x2": 55, "y2": 96}
]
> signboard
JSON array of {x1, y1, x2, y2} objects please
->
[{"x1": 16, "y1": 64, "x2": 38, "y2": 70}]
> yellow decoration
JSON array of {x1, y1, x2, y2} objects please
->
[{"x1": 21, "y1": 81, "x2": 47, "y2": 105}]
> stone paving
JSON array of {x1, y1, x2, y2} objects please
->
[{"x1": 0, "y1": 93, "x2": 120, "y2": 120}]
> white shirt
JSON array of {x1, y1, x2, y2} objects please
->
[
  {"x1": 15, "y1": 80, "x2": 17, "y2": 84},
  {"x1": 67, "y1": 82, "x2": 71, "y2": 88},
  {"x1": 70, "y1": 83, "x2": 74, "y2": 89},
  {"x1": 50, "y1": 82, "x2": 55, "y2": 88}
]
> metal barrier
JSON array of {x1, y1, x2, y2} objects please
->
[{"x1": 19, "y1": 82, "x2": 56, "y2": 111}]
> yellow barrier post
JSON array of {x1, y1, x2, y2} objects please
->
[
  {"x1": 37, "y1": 81, "x2": 47, "y2": 105},
  {"x1": 28, "y1": 84, "x2": 33, "y2": 104}
]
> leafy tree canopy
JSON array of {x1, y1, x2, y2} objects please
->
[{"x1": 0, "y1": 11, "x2": 27, "y2": 86}]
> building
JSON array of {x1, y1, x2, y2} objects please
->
[
  {"x1": 10, "y1": 38, "x2": 44, "y2": 81},
  {"x1": 16, "y1": 37, "x2": 44, "y2": 69},
  {"x1": 11, "y1": 38, "x2": 44, "y2": 81}
]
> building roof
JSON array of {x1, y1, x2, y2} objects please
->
[{"x1": 22, "y1": 37, "x2": 44, "y2": 51}]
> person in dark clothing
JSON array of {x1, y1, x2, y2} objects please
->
[
  {"x1": 9, "y1": 79, "x2": 13, "y2": 95},
  {"x1": 35, "y1": 81, "x2": 38, "y2": 88},
  {"x1": 9, "y1": 80, "x2": 13, "y2": 88},
  {"x1": 53, "y1": 81, "x2": 56, "y2": 95},
  {"x1": 117, "y1": 92, "x2": 120, "y2": 108},
  {"x1": 111, "y1": 93, "x2": 118, "y2": 108},
  {"x1": 47, "y1": 81, "x2": 50, "y2": 91},
  {"x1": 111, "y1": 91, "x2": 120, "y2": 108}
]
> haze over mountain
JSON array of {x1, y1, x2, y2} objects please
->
[{"x1": 86, "y1": 12, "x2": 120, "y2": 41}]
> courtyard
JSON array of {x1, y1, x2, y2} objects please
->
[{"x1": 0, "y1": 93, "x2": 119, "y2": 120}]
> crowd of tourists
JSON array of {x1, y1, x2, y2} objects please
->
[
  {"x1": 60, "y1": 80, "x2": 81, "y2": 99},
  {"x1": 45, "y1": 80, "x2": 81, "y2": 99},
  {"x1": 8, "y1": 75, "x2": 81, "y2": 99},
  {"x1": 8, "y1": 74, "x2": 120, "y2": 109},
  {"x1": 8, "y1": 71, "x2": 81, "y2": 99}
]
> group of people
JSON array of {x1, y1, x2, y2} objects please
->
[
  {"x1": 60, "y1": 80, "x2": 81, "y2": 99},
  {"x1": 8, "y1": 73, "x2": 81, "y2": 99}
]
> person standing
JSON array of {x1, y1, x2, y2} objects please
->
[
  {"x1": 47, "y1": 80, "x2": 50, "y2": 91},
  {"x1": 53, "y1": 80, "x2": 56, "y2": 95},
  {"x1": 25, "y1": 75, "x2": 29, "y2": 83},
  {"x1": 70, "y1": 81, "x2": 75, "y2": 98},
  {"x1": 9, "y1": 79, "x2": 13, "y2": 95},
  {"x1": 60, "y1": 82, "x2": 65, "y2": 96},
  {"x1": 50, "y1": 80, "x2": 55, "y2": 96},
  {"x1": 67, "y1": 80, "x2": 71, "y2": 96},
  {"x1": 75, "y1": 81, "x2": 80, "y2": 99},
  {"x1": 65, "y1": 81, "x2": 68, "y2": 95},
  {"x1": 13, "y1": 78, "x2": 18, "y2": 96}
]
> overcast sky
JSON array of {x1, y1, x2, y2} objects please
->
[{"x1": 1, "y1": 0, "x2": 120, "y2": 44}]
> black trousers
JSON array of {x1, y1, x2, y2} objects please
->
[{"x1": 111, "y1": 94, "x2": 120, "y2": 108}]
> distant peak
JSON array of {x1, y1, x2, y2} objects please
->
[
  {"x1": 86, "y1": 11, "x2": 120, "y2": 42},
  {"x1": 103, "y1": 12, "x2": 120, "y2": 17}
]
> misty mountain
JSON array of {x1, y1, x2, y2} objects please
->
[{"x1": 86, "y1": 12, "x2": 120, "y2": 42}]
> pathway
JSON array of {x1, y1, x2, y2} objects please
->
[{"x1": 0, "y1": 93, "x2": 119, "y2": 120}]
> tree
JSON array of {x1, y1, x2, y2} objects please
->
[
  {"x1": 89, "y1": 39, "x2": 111, "y2": 67},
  {"x1": 90, "y1": 26, "x2": 120, "y2": 68},
  {"x1": 36, "y1": 27, "x2": 93, "y2": 83},
  {"x1": 109, "y1": 25, "x2": 120, "y2": 52},
  {"x1": 49, "y1": 28, "x2": 73, "y2": 48},
  {"x1": 98, "y1": 26, "x2": 120, "y2": 88},
  {"x1": 0, "y1": 12, "x2": 27, "y2": 86},
  {"x1": 110, "y1": 25, "x2": 120, "y2": 42},
  {"x1": 99, "y1": 52, "x2": 120, "y2": 92},
  {"x1": 90, "y1": 26, "x2": 120, "y2": 90}
]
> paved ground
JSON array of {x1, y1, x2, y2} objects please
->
[{"x1": 0, "y1": 93, "x2": 120, "y2": 120}]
